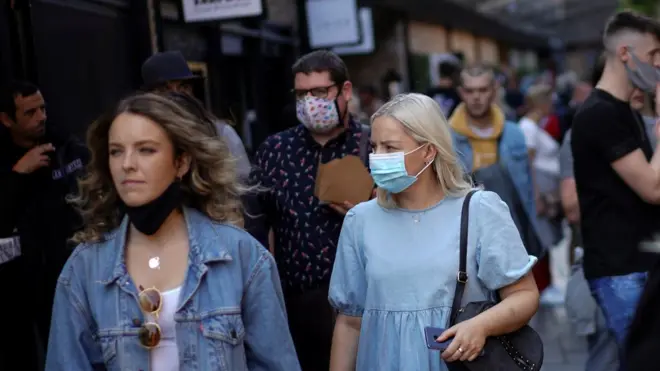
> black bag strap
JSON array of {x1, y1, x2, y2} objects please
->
[
  {"x1": 450, "y1": 190, "x2": 477, "y2": 325},
  {"x1": 358, "y1": 124, "x2": 370, "y2": 166}
]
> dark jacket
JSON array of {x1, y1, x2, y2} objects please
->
[
  {"x1": 626, "y1": 260, "x2": 660, "y2": 371},
  {"x1": 0, "y1": 126, "x2": 88, "y2": 267}
]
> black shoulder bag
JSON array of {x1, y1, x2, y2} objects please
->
[{"x1": 447, "y1": 190, "x2": 544, "y2": 371}]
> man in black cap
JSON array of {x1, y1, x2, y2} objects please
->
[{"x1": 141, "y1": 50, "x2": 251, "y2": 179}]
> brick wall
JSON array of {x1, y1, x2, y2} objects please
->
[
  {"x1": 478, "y1": 38, "x2": 500, "y2": 65},
  {"x1": 408, "y1": 21, "x2": 500, "y2": 65},
  {"x1": 408, "y1": 21, "x2": 448, "y2": 54},
  {"x1": 449, "y1": 30, "x2": 477, "y2": 64}
]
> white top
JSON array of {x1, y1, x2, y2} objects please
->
[
  {"x1": 519, "y1": 117, "x2": 560, "y2": 175},
  {"x1": 468, "y1": 124, "x2": 495, "y2": 138},
  {"x1": 151, "y1": 286, "x2": 182, "y2": 371}
]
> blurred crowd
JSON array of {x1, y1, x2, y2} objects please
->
[{"x1": 1, "y1": 8, "x2": 660, "y2": 371}]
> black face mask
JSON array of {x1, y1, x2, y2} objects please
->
[{"x1": 122, "y1": 181, "x2": 183, "y2": 235}]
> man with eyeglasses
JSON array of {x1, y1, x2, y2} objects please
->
[{"x1": 247, "y1": 50, "x2": 370, "y2": 371}]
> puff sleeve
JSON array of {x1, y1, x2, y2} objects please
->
[
  {"x1": 475, "y1": 191, "x2": 538, "y2": 291},
  {"x1": 328, "y1": 210, "x2": 366, "y2": 317}
]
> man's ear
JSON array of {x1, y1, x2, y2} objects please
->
[
  {"x1": 342, "y1": 81, "x2": 353, "y2": 102},
  {"x1": 457, "y1": 86, "x2": 466, "y2": 100},
  {"x1": 617, "y1": 45, "x2": 630, "y2": 64},
  {"x1": 0, "y1": 112, "x2": 12, "y2": 129},
  {"x1": 176, "y1": 152, "x2": 192, "y2": 179}
]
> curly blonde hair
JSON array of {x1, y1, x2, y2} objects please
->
[{"x1": 70, "y1": 92, "x2": 246, "y2": 243}]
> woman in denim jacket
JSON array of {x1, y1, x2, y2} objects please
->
[
  {"x1": 45, "y1": 93, "x2": 300, "y2": 371},
  {"x1": 328, "y1": 93, "x2": 540, "y2": 371}
]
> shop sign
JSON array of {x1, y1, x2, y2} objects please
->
[
  {"x1": 333, "y1": 8, "x2": 374, "y2": 55},
  {"x1": 182, "y1": 0, "x2": 264, "y2": 23},
  {"x1": 307, "y1": 0, "x2": 360, "y2": 48}
]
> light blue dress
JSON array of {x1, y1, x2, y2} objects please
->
[{"x1": 329, "y1": 190, "x2": 537, "y2": 371}]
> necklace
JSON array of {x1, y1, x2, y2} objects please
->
[
  {"x1": 144, "y1": 235, "x2": 174, "y2": 271},
  {"x1": 148, "y1": 256, "x2": 161, "y2": 270}
]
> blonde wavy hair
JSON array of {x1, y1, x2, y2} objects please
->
[
  {"x1": 71, "y1": 93, "x2": 246, "y2": 243},
  {"x1": 371, "y1": 93, "x2": 473, "y2": 207}
]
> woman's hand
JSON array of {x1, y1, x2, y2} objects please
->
[{"x1": 438, "y1": 319, "x2": 488, "y2": 363}]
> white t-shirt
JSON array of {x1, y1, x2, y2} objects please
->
[
  {"x1": 519, "y1": 117, "x2": 560, "y2": 175},
  {"x1": 151, "y1": 286, "x2": 182, "y2": 371}
]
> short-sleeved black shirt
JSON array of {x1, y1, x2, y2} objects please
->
[{"x1": 572, "y1": 89, "x2": 660, "y2": 279}]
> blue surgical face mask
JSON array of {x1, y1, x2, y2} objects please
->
[{"x1": 369, "y1": 145, "x2": 435, "y2": 194}]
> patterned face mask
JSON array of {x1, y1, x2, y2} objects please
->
[{"x1": 296, "y1": 96, "x2": 341, "y2": 134}]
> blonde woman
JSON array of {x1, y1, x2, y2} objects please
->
[
  {"x1": 328, "y1": 93, "x2": 540, "y2": 371},
  {"x1": 45, "y1": 93, "x2": 300, "y2": 371}
]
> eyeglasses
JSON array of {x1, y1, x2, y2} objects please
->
[
  {"x1": 137, "y1": 285, "x2": 162, "y2": 349},
  {"x1": 291, "y1": 83, "x2": 341, "y2": 100}
]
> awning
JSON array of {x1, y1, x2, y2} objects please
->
[{"x1": 360, "y1": 0, "x2": 549, "y2": 49}]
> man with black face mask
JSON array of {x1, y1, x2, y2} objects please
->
[
  {"x1": 571, "y1": 11, "x2": 660, "y2": 368},
  {"x1": 247, "y1": 50, "x2": 370, "y2": 371},
  {"x1": 0, "y1": 80, "x2": 88, "y2": 370}
]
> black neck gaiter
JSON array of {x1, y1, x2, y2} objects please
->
[{"x1": 123, "y1": 181, "x2": 182, "y2": 235}]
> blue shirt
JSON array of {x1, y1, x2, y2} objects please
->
[
  {"x1": 452, "y1": 121, "x2": 540, "y2": 246},
  {"x1": 329, "y1": 191, "x2": 537, "y2": 370},
  {"x1": 46, "y1": 207, "x2": 300, "y2": 371},
  {"x1": 249, "y1": 120, "x2": 369, "y2": 293}
]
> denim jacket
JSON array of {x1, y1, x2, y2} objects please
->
[
  {"x1": 45, "y1": 207, "x2": 301, "y2": 371},
  {"x1": 452, "y1": 121, "x2": 537, "y2": 233}
]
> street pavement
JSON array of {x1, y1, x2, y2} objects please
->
[
  {"x1": 531, "y1": 304, "x2": 589, "y2": 371},
  {"x1": 529, "y1": 226, "x2": 590, "y2": 371}
]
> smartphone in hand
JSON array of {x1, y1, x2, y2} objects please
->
[{"x1": 424, "y1": 327, "x2": 452, "y2": 351}]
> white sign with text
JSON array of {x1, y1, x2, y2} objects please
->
[
  {"x1": 333, "y1": 8, "x2": 374, "y2": 55},
  {"x1": 182, "y1": 0, "x2": 263, "y2": 23},
  {"x1": 306, "y1": 0, "x2": 360, "y2": 49}
]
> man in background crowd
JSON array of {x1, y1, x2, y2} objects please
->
[
  {"x1": 571, "y1": 11, "x2": 660, "y2": 366},
  {"x1": 352, "y1": 85, "x2": 383, "y2": 127},
  {"x1": 561, "y1": 59, "x2": 619, "y2": 371},
  {"x1": 450, "y1": 65, "x2": 541, "y2": 258},
  {"x1": 0, "y1": 81, "x2": 89, "y2": 370},
  {"x1": 141, "y1": 50, "x2": 251, "y2": 180},
  {"x1": 426, "y1": 57, "x2": 462, "y2": 118},
  {"x1": 561, "y1": 75, "x2": 597, "y2": 139},
  {"x1": 504, "y1": 70, "x2": 526, "y2": 120},
  {"x1": 248, "y1": 50, "x2": 370, "y2": 371},
  {"x1": 357, "y1": 85, "x2": 383, "y2": 123}
]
